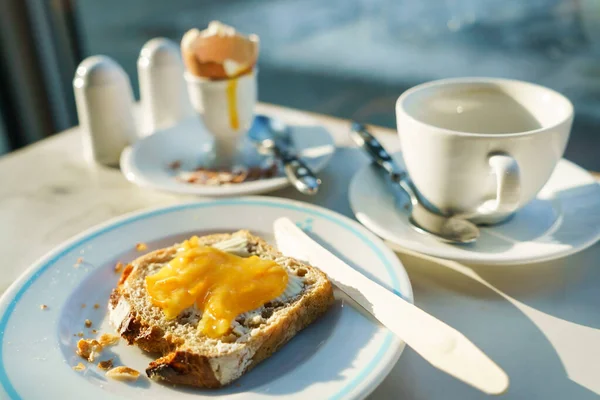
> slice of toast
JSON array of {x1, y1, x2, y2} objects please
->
[{"x1": 108, "y1": 230, "x2": 334, "y2": 388}]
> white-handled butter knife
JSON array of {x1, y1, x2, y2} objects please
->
[{"x1": 273, "y1": 217, "x2": 509, "y2": 395}]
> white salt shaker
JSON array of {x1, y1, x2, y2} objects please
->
[
  {"x1": 137, "y1": 38, "x2": 193, "y2": 135},
  {"x1": 73, "y1": 56, "x2": 137, "y2": 166}
]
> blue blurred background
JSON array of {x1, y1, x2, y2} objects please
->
[{"x1": 1, "y1": 0, "x2": 599, "y2": 169}]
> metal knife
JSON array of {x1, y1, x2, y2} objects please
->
[
  {"x1": 273, "y1": 217, "x2": 509, "y2": 395},
  {"x1": 249, "y1": 115, "x2": 321, "y2": 195}
]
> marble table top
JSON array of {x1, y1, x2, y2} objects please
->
[{"x1": 1, "y1": 103, "x2": 599, "y2": 399}]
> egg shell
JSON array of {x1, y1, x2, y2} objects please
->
[{"x1": 181, "y1": 28, "x2": 259, "y2": 80}]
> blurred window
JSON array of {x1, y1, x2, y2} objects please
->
[{"x1": 1, "y1": 0, "x2": 599, "y2": 170}]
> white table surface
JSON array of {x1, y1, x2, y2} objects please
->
[{"x1": 1, "y1": 103, "x2": 599, "y2": 400}]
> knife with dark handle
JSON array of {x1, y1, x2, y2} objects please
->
[
  {"x1": 249, "y1": 115, "x2": 321, "y2": 195},
  {"x1": 279, "y1": 149, "x2": 321, "y2": 195}
]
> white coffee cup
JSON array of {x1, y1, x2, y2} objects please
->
[
  {"x1": 396, "y1": 77, "x2": 573, "y2": 224},
  {"x1": 184, "y1": 70, "x2": 257, "y2": 168}
]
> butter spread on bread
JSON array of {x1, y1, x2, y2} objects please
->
[{"x1": 108, "y1": 230, "x2": 333, "y2": 387}]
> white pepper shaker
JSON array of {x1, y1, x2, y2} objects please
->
[
  {"x1": 73, "y1": 55, "x2": 137, "y2": 166},
  {"x1": 137, "y1": 38, "x2": 193, "y2": 135}
]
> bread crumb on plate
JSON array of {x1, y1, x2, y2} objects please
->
[
  {"x1": 98, "y1": 333, "x2": 120, "y2": 347},
  {"x1": 106, "y1": 366, "x2": 140, "y2": 381},
  {"x1": 40, "y1": 304, "x2": 48, "y2": 310},
  {"x1": 76, "y1": 338, "x2": 103, "y2": 362},
  {"x1": 84, "y1": 319, "x2": 92, "y2": 328},
  {"x1": 136, "y1": 243, "x2": 148, "y2": 252},
  {"x1": 73, "y1": 362, "x2": 86, "y2": 372},
  {"x1": 98, "y1": 359, "x2": 114, "y2": 371},
  {"x1": 114, "y1": 261, "x2": 124, "y2": 273}
]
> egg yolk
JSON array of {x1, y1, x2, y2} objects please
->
[
  {"x1": 145, "y1": 236, "x2": 288, "y2": 338},
  {"x1": 226, "y1": 78, "x2": 239, "y2": 131}
]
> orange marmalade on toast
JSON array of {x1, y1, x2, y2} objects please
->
[{"x1": 145, "y1": 236, "x2": 288, "y2": 338}]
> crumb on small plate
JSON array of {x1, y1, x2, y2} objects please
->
[
  {"x1": 176, "y1": 164, "x2": 278, "y2": 185},
  {"x1": 136, "y1": 243, "x2": 148, "y2": 252},
  {"x1": 81, "y1": 303, "x2": 86, "y2": 308},
  {"x1": 168, "y1": 160, "x2": 182, "y2": 170},
  {"x1": 93, "y1": 303, "x2": 100, "y2": 309},
  {"x1": 40, "y1": 304, "x2": 48, "y2": 310},
  {"x1": 84, "y1": 319, "x2": 92, "y2": 328},
  {"x1": 77, "y1": 332, "x2": 84, "y2": 337},
  {"x1": 105, "y1": 366, "x2": 140, "y2": 381}
]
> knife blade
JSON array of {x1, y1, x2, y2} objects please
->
[{"x1": 273, "y1": 217, "x2": 509, "y2": 395}]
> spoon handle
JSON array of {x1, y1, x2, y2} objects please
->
[
  {"x1": 350, "y1": 122, "x2": 418, "y2": 203},
  {"x1": 350, "y1": 122, "x2": 480, "y2": 244},
  {"x1": 349, "y1": 122, "x2": 405, "y2": 179}
]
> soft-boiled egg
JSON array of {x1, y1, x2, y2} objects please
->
[
  {"x1": 181, "y1": 21, "x2": 259, "y2": 80},
  {"x1": 181, "y1": 21, "x2": 259, "y2": 131}
]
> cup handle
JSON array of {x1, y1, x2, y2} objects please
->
[{"x1": 478, "y1": 153, "x2": 521, "y2": 216}]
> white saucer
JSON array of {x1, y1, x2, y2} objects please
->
[
  {"x1": 120, "y1": 117, "x2": 335, "y2": 197},
  {"x1": 0, "y1": 197, "x2": 412, "y2": 399},
  {"x1": 349, "y1": 156, "x2": 600, "y2": 265}
]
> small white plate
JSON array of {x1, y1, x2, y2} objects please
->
[
  {"x1": 0, "y1": 197, "x2": 412, "y2": 400},
  {"x1": 120, "y1": 117, "x2": 335, "y2": 197},
  {"x1": 349, "y1": 156, "x2": 600, "y2": 265}
]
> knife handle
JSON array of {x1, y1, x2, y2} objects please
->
[
  {"x1": 280, "y1": 151, "x2": 321, "y2": 195},
  {"x1": 350, "y1": 122, "x2": 405, "y2": 179}
]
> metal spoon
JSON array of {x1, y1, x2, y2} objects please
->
[
  {"x1": 350, "y1": 122, "x2": 480, "y2": 244},
  {"x1": 249, "y1": 115, "x2": 321, "y2": 195}
]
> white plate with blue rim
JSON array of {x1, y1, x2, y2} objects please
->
[
  {"x1": 0, "y1": 197, "x2": 413, "y2": 400},
  {"x1": 120, "y1": 116, "x2": 336, "y2": 197}
]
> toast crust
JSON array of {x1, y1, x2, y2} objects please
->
[{"x1": 109, "y1": 231, "x2": 334, "y2": 388}]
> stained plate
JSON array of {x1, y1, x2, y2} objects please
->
[{"x1": 120, "y1": 117, "x2": 335, "y2": 197}]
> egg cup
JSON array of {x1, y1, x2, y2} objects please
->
[{"x1": 185, "y1": 70, "x2": 264, "y2": 169}]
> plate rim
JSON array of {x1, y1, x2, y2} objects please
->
[
  {"x1": 0, "y1": 196, "x2": 413, "y2": 400},
  {"x1": 349, "y1": 158, "x2": 600, "y2": 265},
  {"x1": 120, "y1": 116, "x2": 335, "y2": 197}
]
